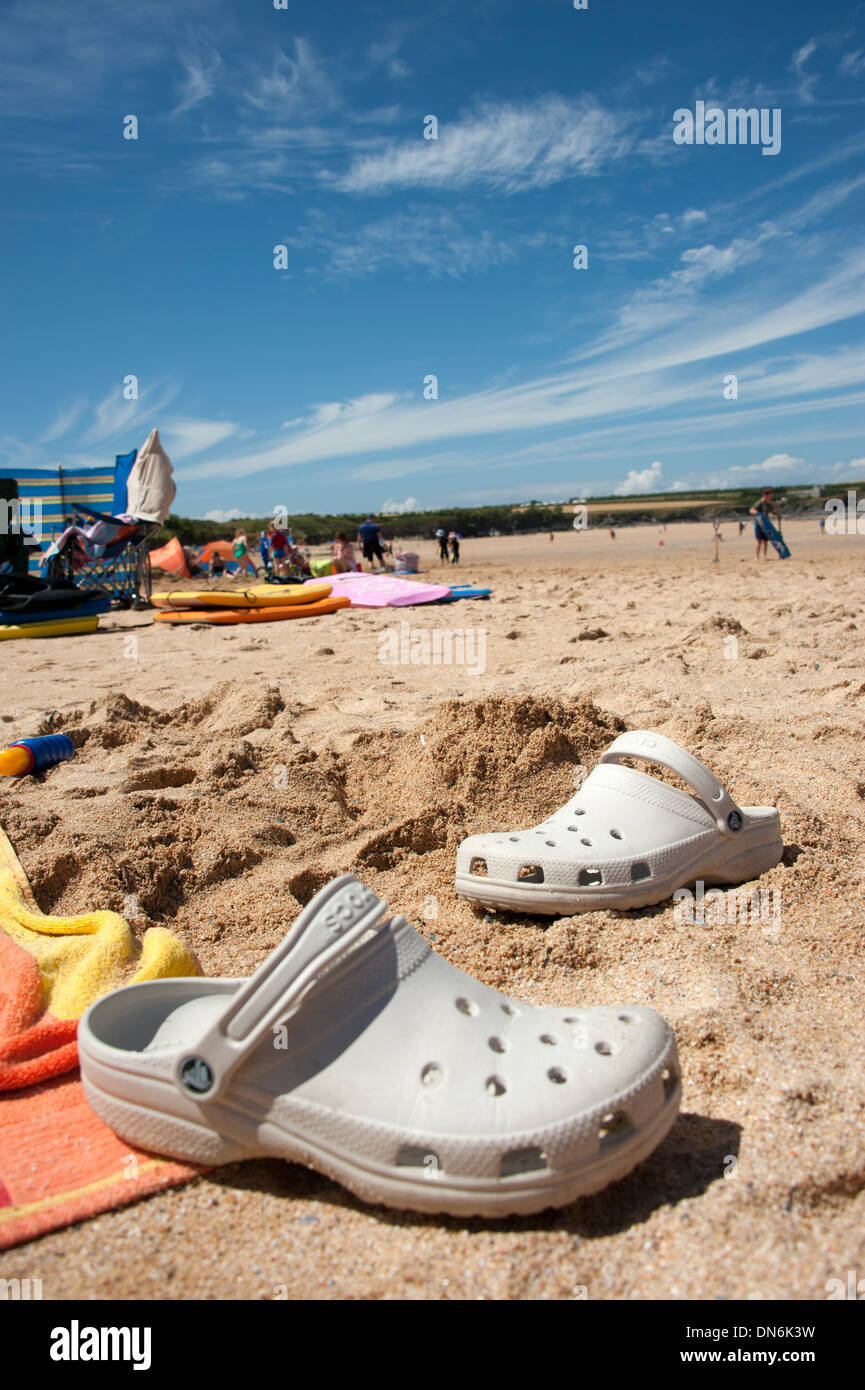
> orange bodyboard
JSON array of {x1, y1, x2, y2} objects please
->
[{"x1": 154, "y1": 595, "x2": 350, "y2": 624}]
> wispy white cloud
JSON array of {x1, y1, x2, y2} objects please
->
[
  {"x1": 160, "y1": 418, "x2": 240, "y2": 459},
  {"x1": 241, "y1": 39, "x2": 339, "y2": 118},
  {"x1": 176, "y1": 238, "x2": 865, "y2": 487},
  {"x1": 332, "y1": 96, "x2": 633, "y2": 195},
  {"x1": 204, "y1": 506, "x2": 245, "y2": 523},
  {"x1": 83, "y1": 382, "x2": 181, "y2": 446},
  {"x1": 287, "y1": 208, "x2": 545, "y2": 278},
  {"x1": 172, "y1": 43, "x2": 223, "y2": 117},
  {"x1": 39, "y1": 402, "x2": 85, "y2": 443}
]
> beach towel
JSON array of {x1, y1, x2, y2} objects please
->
[
  {"x1": 0, "y1": 825, "x2": 203, "y2": 1248},
  {"x1": 0, "y1": 826, "x2": 198, "y2": 1092},
  {"x1": 0, "y1": 1074, "x2": 202, "y2": 1250},
  {"x1": 124, "y1": 429, "x2": 176, "y2": 524}
]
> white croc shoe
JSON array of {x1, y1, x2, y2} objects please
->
[
  {"x1": 79, "y1": 874, "x2": 680, "y2": 1217},
  {"x1": 455, "y1": 730, "x2": 783, "y2": 917}
]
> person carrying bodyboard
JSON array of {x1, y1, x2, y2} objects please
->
[{"x1": 749, "y1": 488, "x2": 790, "y2": 559}]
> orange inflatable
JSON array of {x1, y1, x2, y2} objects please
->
[{"x1": 148, "y1": 537, "x2": 190, "y2": 578}]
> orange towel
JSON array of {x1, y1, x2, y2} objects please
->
[{"x1": 0, "y1": 1074, "x2": 201, "y2": 1250}]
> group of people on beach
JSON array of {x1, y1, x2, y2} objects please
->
[
  {"x1": 205, "y1": 489, "x2": 784, "y2": 582},
  {"x1": 435, "y1": 528, "x2": 461, "y2": 565}
]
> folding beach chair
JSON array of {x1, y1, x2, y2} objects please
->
[
  {"x1": 39, "y1": 430, "x2": 176, "y2": 608},
  {"x1": 41, "y1": 506, "x2": 159, "y2": 607}
]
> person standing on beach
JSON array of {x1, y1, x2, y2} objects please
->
[
  {"x1": 448, "y1": 531, "x2": 460, "y2": 565},
  {"x1": 268, "y1": 521, "x2": 289, "y2": 576},
  {"x1": 357, "y1": 515, "x2": 386, "y2": 571},
  {"x1": 231, "y1": 529, "x2": 257, "y2": 575},
  {"x1": 258, "y1": 530, "x2": 270, "y2": 572},
  {"x1": 435, "y1": 527, "x2": 449, "y2": 564},
  {"x1": 749, "y1": 488, "x2": 780, "y2": 561}
]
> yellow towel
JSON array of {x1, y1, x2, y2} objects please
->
[{"x1": 0, "y1": 824, "x2": 198, "y2": 1089}]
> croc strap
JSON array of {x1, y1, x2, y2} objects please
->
[
  {"x1": 599, "y1": 731, "x2": 744, "y2": 838},
  {"x1": 174, "y1": 875, "x2": 389, "y2": 1102}
]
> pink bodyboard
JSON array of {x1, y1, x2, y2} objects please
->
[{"x1": 310, "y1": 573, "x2": 451, "y2": 608}]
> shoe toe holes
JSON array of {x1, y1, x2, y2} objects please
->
[
  {"x1": 598, "y1": 1111, "x2": 634, "y2": 1150},
  {"x1": 455, "y1": 996, "x2": 479, "y2": 1017},
  {"x1": 518, "y1": 864, "x2": 544, "y2": 883},
  {"x1": 662, "y1": 1064, "x2": 679, "y2": 1099}
]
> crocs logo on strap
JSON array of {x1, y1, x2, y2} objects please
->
[
  {"x1": 180, "y1": 1055, "x2": 214, "y2": 1094},
  {"x1": 320, "y1": 882, "x2": 381, "y2": 938}
]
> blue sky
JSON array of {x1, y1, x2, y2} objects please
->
[{"x1": 1, "y1": 0, "x2": 864, "y2": 519}]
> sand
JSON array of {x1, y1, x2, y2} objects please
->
[{"x1": 1, "y1": 518, "x2": 864, "y2": 1300}]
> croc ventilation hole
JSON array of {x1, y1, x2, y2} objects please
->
[
  {"x1": 518, "y1": 864, "x2": 544, "y2": 883},
  {"x1": 420, "y1": 1063, "x2": 443, "y2": 1087},
  {"x1": 595, "y1": 1041, "x2": 612, "y2": 1056},
  {"x1": 580, "y1": 838, "x2": 593, "y2": 847},
  {"x1": 578, "y1": 868, "x2": 603, "y2": 886},
  {"x1": 397, "y1": 1145, "x2": 439, "y2": 1169},
  {"x1": 539, "y1": 1033, "x2": 559, "y2": 1046},
  {"x1": 486, "y1": 1075, "x2": 507, "y2": 1097},
  {"x1": 662, "y1": 1065, "x2": 679, "y2": 1100},
  {"x1": 500, "y1": 1147, "x2": 548, "y2": 1178},
  {"x1": 609, "y1": 829, "x2": 623, "y2": 840},
  {"x1": 598, "y1": 1111, "x2": 634, "y2": 1151},
  {"x1": 469, "y1": 857, "x2": 488, "y2": 877},
  {"x1": 547, "y1": 1067, "x2": 568, "y2": 1084},
  {"x1": 545, "y1": 840, "x2": 557, "y2": 847},
  {"x1": 455, "y1": 996, "x2": 479, "y2": 1017},
  {"x1": 631, "y1": 862, "x2": 651, "y2": 882},
  {"x1": 488, "y1": 1036, "x2": 507, "y2": 1054},
  {"x1": 500, "y1": 1002, "x2": 519, "y2": 1017},
  {"x1": 618, "y1": 1013, "x2": 633, "y2": 1024}
]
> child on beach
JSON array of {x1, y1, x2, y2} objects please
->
[{"x1": 331, "y1": 532, "x2": 358, "y2": 572}]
